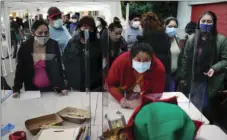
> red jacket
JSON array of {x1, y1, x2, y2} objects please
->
[{"x1": 106, "y1": 51, "x2": 166, "y2": 102}]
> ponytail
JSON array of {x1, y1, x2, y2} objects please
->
[{"x1": 109, "y1": 17, "x2": 122, "y2": 31}]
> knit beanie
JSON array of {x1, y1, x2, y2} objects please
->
[
  {"x1": 134, "y1": 102, "x2": 196, "y2": 140},
  {"x1": 125, "y1": 95, "x2": 203, "y2": 140}
]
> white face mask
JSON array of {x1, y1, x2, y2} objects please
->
[
  {"x1": 132, "y1": 60, "x2": 151, "y2": 73},
  {"x1": 132, "y1": 21, "x2": 141, "y2": 28},
  {"x1": 96, "y1": 21, "x2": 101, "y2": 27},
  {"x1": 53, "y1": 19, "x2": 63, "y2": 28},
  {"x1": 35, "y1": 36, "x2": 49, "y2": 45},
  {"x1": 72, "y1": 19, "x2": 77, "y2": 23}
]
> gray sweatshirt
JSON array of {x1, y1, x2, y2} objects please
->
[{"x1": 122, "y1": 25, "x2": 142, "y2": 48}]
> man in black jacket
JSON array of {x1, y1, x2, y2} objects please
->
[{"x1": 63, "y1": 16, "x2": 102, "y2": 91}]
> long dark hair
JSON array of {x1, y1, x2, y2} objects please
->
[
  {"x1": 130, "y1": 36, "x2": 153, "y2": 59},
  {"x1": 193, "y1": 11, "x2": 218, "y2": 71},
  {"x1": 196, "y1": 11, "x2": 217, "y2": 36}
]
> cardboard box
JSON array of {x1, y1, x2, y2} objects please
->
[
  {"x1": 57, "y1": 107, "x2": 90, "y2": 124},
  {"x1": 25, "y1": 113, "x2": 63, "y2": 135}
]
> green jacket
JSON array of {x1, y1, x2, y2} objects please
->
[{"x1": 178, "y1": 33, "x2": 227, "y2": 97}]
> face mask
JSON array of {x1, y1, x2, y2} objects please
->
[
  {"x1": 132, "y1": 21, "x2": 140, "y2": 28},
  {"x1": 72, "y1": 19, "x2": 77, "y2": 23},
  {"x1": 80, "y1": 30, "x2": 94, "y2": 41},
  {"x1": 35, "y1": 36, "x2": 49, "y2": 45},
  {"x1": 199, "y1": 24, "x2": 213, "y2": 32},
  {"x1": 166, "y1": 27, "x2": 177, "y2": 37},
  {"x1": 96, "y1": 21, "x2": 101, "y2": 27},
  {"x1": 132, "y1": 60, "x2": 151, "y2": 73},
  {"x1": 53, "y1": 19, "x2": 63, "y2": 29}
]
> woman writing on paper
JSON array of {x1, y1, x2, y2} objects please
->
[
  {"x1": 106, "y1": 39, "x2": 165, "y2": 109},
  {"x1": 13, "y1": 20, "x2": 67, "y2": 97}
]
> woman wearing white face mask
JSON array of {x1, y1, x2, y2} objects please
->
[
  {"x1": 12, "y1": 20, "x2": 68, "y2": 98},
  {"x1": 95, "y1": 16, "x2": 107, "y2": 39},
  {"x1": 164, "y1": 17, "x2": 183, "y2": 92},
  {"x1": 106, "y1": 38, "x2": 165, "y2": 109}
]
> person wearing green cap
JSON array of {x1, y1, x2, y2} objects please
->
[
  {"x1": 134, "y1": 102, "x2": 196, "y2": 140},
  {"x1": 124, "y1": 95, "x2": 203, "y2": 140}
]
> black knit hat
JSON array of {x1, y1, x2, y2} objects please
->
[
  {"x1": 185, "y1": 21, "x2": 197, "y2": 34},
  {"x1": 47, "y1": 7, "x2": 62, "y2": 19}
]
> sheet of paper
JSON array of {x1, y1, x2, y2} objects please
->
[
  {"x1": 1, "y1": 90, "x2": 13, "y2": 103},
  {"x1": 38, "y1": 128, "x2": 77, "y2": 140},
  {"x1": 19, "y1": 91, "x2": 41, "y2": 100}
]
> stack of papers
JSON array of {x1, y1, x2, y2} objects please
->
[
  {"x1": 19, "y1": 91, "x2": 41, "y2": 100},
  {"x1": 38, "y1": 128, "x2": 80, "y2": 140}
]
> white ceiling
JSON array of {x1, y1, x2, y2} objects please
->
[
  {"x1": 4, "y1": 2, "x2": 113, "y2": 13},
  {"x1": 1, "y1": 1, "x2": 123, "y2": 25}
]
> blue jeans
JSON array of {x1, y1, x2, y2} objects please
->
[{"x1": 189, "y1": 80, "x2": 209, "y2": 112}]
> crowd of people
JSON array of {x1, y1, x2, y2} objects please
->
[{"x1": 2, "y1": 6, "x2": 227, "y2": 131}]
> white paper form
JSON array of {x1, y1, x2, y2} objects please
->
[
  {"x1": 18, "y1": 91, "x2": 41, "y2": 100},
  {"x1": 37, "y1": 128, "x2": 78, "y2": 140}
]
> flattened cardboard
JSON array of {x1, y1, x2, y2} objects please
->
[
  {"x1": 25, "y1": 113, "x2": 63, "y2": 135},
  {"x1": 57, "y1": 107, "x2": 90, "y2": 124}
]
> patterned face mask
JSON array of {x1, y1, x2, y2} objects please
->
[{"x1": 199, "y1": 24, "x2": 213, "y2": 32}]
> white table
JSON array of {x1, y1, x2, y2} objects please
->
[
  {"x1": 100, "y1": 92, "x2": 227, "y2": 140},
  {"x1": 196, "y1": 125, "x2": 227, "y2": 140},
  {"x1": 2, "y1": 91, "x2": 226, "y2": 140},
  {"x1": 1, "y1": 91, "x2": 101, "y2": 140},
  {"x1": 102, "y1": 92, "x2": 209, "y2": 127}
]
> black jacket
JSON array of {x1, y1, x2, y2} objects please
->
[
  {"x1": 142, "y1": 30, "x2": 171, "y2": 73},
  {"x1": 101, "y1": 30, "x2": 128, "y2": 67},
  {"x1": 13, "y1": 37, "x2": 66, "y2": 92},
  {"x1": 63, "y1": 35, "x2": 102, "y2": 91}
]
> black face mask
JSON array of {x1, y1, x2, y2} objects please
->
[{"x1": 79, "y1": 30, "x2": 95, "y2": 42}]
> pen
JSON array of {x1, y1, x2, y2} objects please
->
[
  {"x1": 124, "y1": 90, "x2": 126, "y2": 99},
  {"x1": 54, "y1": 130, "x2": 64, "y2": 132}
]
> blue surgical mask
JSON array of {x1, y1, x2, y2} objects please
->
[
  {"x1": 199, "y1": 24, "x2": 213, "y2": 32},
  {"x1": 53, "y1": 19, "x2": 63, "y2": 29},
  {"x1": 166, "y1": 27, "x2": 177, "y2": 37},
  {"x1": 132, "y1": 60, "x2": 151, "y2": 73}
]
